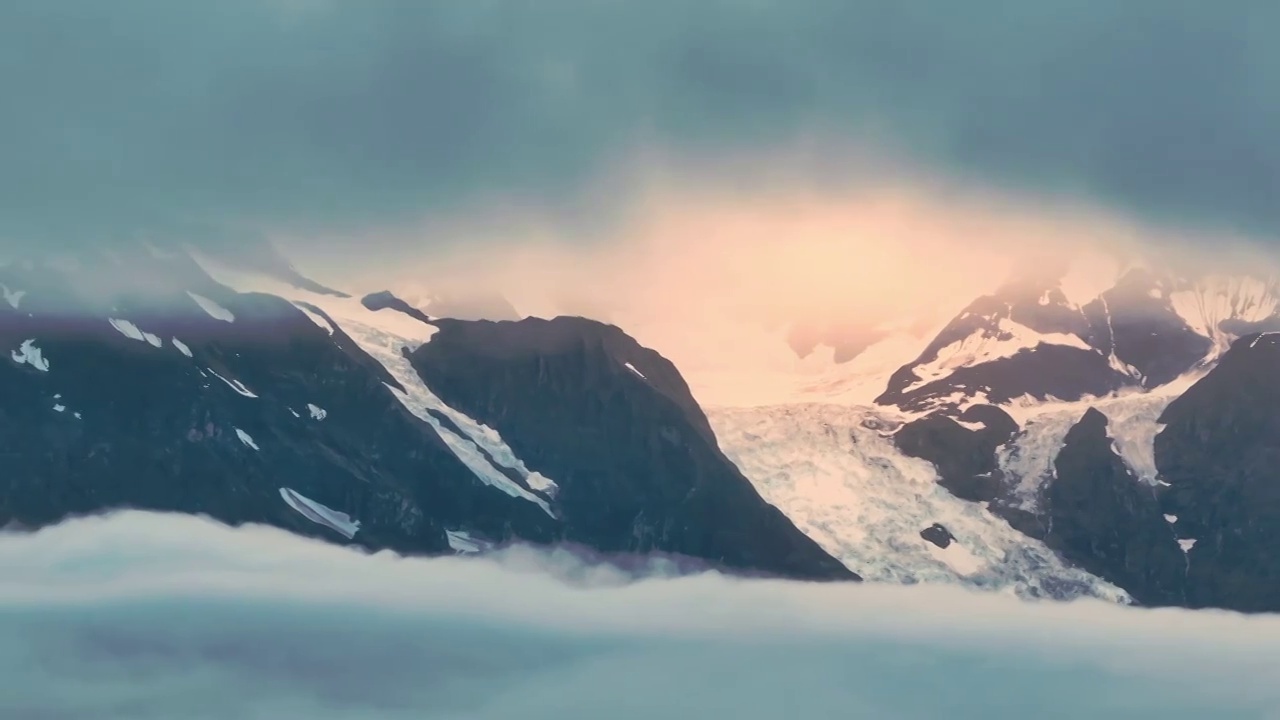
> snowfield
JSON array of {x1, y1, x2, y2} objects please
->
[
  {"x1": 191, "y1": 253, "x2": 560, "y2": 517},
  {"x1": 709, "y1": 404, "x2": 1128, "y2": 602}
]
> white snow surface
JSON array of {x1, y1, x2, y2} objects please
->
[
  {"x1": 1169, "y1": 275, "x2": 1280, "y2": 359},
  {"x1": 207, "y1": 368, "x2": 258, "y2": 398},
  {"x1": 278, "y1": 487, "x2": 360, "y2": 539},
  {"x1": 234, "y1": 427, "x2": 259, "y2": 450},
  {"x1": 11, "y1": 339, "x2": 50, "y2": 371},
  {"x1": 187, "y1": 291, "x2": 236, "y2": 322},
  {"x1": 192, "y1": 253, "x2": 559, "y2": 516},
  {"x1": 708, "y1": 404, "x2": 1128, "y2": 602},
  {"x1": 623, "y1": 362, "x2": 646, "y2": 379},
  {"x1": 108, "y1": 318, "x2": 162, "y2": 347},
  {"x1": 926, "y1": 541, "x2": 984, "y2": 577},
  {"x1": 307, "y1": 403, "x2": 327, "y2": 420},
  {"x1": 996, "y1": 371, "x2": 1205, "y2": 511},
  {"x1": 172, "y1": 338, "x2": 193, "y2": 357},
  {"x1": 903, "y1": 317, "x2": 1093, "y2": 394}
]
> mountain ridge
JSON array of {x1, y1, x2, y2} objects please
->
[{"x1": 6, "y1": 245, "x2": 1280, "y2": 610}]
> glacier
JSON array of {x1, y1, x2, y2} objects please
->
[{"x1": 709, "y1": 404, "x2": 1128, "y2": 601}]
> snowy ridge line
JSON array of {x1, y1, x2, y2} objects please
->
[
  {"x1": 279, "y1": 487, "x2": 360, "y2": 539},
  {"x1": 190, "y1": 252, "x2": 559, "y2": 515},
  {"x1": 902, "y1": 316, "x2": 1094, "y2": 395}
]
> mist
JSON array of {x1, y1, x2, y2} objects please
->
[
  {"x1": 2, "y1": 511, "x2": 1277, "y2": 719},
  {"x1": 318, "y1": 163, "x2": 1277, "y2": 406}
]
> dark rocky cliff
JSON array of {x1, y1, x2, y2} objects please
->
[
  {"x1": 0, "y1": 252, "x2": 855, "y2": 581},
  {"x1": 1042, "y1": 408, "x2": 1187, "y2": 606},
  {"x1": 0, "y1": 256, "x2": 558, "y2": 555},
  {"x1": 1154, "y1": 333, "x2": 1280, "y2": 612},
  {"x1": 409, "y1": 315, "x2": 859, "y2": 581}
]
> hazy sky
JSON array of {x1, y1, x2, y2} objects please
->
[
  {"x1": 4, "y1": 0, "x2": 1278, "y2": 257},
  {"x1": 4, "y1": 511, "x2": 1279, "y2": 718}
]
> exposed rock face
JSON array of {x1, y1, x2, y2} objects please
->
[
  {"x1": 1154, "y1": 333, "x2": 1280, "y2": 612},
  {"x1": 0, "y1": 251, "x2": 855, "y2": 582},
  {"x1": 919, "y1": 523, "x2": 955, "y2": 549},
  {"x1": 893, "y1": 405, "x2": 1018, "y2": 502},
  {"x1": 361, "y1": 290, "x2": 434, "y2": 324},
  {"x1": 877, "y1": 281, "x2": 1131, "y2": 414},
  {"x1": 889, "y1": 364, "x2": 1280, "y2": 611},
  {"x1": 866, "y1": 266, "x2": 1280, "y2": 611},
  {"x1": 1081, "y1": 269, "x2": 1210, "y2": 388},
  {"x1": 0, "y1": 255, "x2": 560, "y2": 556},
  {"x1": 1042, "y1": 408, "x2": 1187, "y2": 607},
  {"x1": 409, "y1": 315, "x2": 859, "y2": 581}
]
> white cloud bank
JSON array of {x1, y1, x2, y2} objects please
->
[{"x1": 1, "y1": 511, "x2": 1278, "y2": 719}]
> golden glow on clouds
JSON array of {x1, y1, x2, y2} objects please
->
[{"x1": 299, "y1": 161, "x2": 1253, "y2": 406}]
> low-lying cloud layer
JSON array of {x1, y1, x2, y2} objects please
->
[{"x1": 3, "y1": 511, "x2": 1278, "y2": 719}]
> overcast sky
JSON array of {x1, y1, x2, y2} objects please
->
[{"x1": 3, "y1": 0, "x2": 1278, "y2": 257}]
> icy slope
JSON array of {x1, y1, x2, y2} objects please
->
[
  {"x1": 190, "y1": 253, "x2": 559, "y2": 517},
  {"x1": 996, "y1": 371, "x2": 1207, "y2": 511},
  {"x1": 708, "y1": 404, "x2": 1128, "y2": 602},
  {"x1": 875, "y1": 282, "x2": 1133, "y2": 413},
  {"x1": 1169, "y1": 275, "x2": 1280, "y2": 359}
]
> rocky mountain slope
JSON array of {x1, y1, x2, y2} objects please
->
[
  {"x1": 6, "y1": 244, "x2": 1280, "y2": 612},
  {"x1": 761, "y1": 263, "x2": 1280, "y2": 612},
  {"x1": 0, "y1": 245, "x2": 852, "y2": 582}
]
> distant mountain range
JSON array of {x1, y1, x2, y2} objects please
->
[{"x1": 4, "y1": 244, "x2": 1279, "y2": 612}]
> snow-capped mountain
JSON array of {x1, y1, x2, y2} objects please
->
[
  {"x1": 5, "y1": 243, "x2": 1280, "y2": 613},
  {"x1": 0, "y1": 243, "x2": 850, "y2": 582},
  {"x1": 873, "y1": 265, "x2": 1280, "y2": 417},
  {"x1": 876, "y1": 277, "x2": 1130, "y2": 413},
  {"x1": 723, "y1": 259, "x2": 1280, "y2": 612}
]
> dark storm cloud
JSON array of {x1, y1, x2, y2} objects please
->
[{"x1": 3, "y1": 0, "x2": 1278, "y2": 251}]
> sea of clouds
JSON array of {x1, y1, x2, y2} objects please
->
[{"x1": 1, "y1": 511, "x2": 1277, "y2": 719}]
